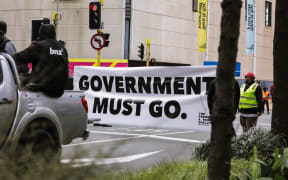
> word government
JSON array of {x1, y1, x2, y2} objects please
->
[{"x1": 79, "y1": 75, "x2": 214, "y2": 95}]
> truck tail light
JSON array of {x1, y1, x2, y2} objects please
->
[{"x1": 81, "y1": 97, "x2": 88, "y2": 113}]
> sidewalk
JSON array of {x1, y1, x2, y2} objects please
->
[{"x1": 233, "y1": 112, "x2": 272, "y2": 134}]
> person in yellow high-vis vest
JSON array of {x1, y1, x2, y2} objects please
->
[{"x1": 239, "y1": 72, "x2": 263, "y2": 132}]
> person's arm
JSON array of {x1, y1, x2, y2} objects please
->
[
  {"x1": 5, "y1": 41, "x2": 16, "y2": 55},
  {"x1": 234, "y1": 80, "x2": 240, "y2": 114},
  {"x1": 13, "y1": 43, "x2": 39, "y2": 73}
]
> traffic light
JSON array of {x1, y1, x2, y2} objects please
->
[
  {"x1": 137, "y1": 43, "x2": 144, "y2": 60},
  {"x1": 89, "y1": 2, "x2": 101, "y2": 29},
  {"x1": 103, "y1": 33, "x2": 110, "y2": 47}
]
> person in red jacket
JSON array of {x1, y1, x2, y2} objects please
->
[{"x1": 270, "y1": 84, "x2": 274, "y2": 97}]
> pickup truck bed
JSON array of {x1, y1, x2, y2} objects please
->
[{"x1": 0, "y1": 53, "x2": 89, "y2": 162}]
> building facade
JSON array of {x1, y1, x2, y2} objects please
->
[{"x1": 0, "y1": 0, "x2": 274, "y2": 81}]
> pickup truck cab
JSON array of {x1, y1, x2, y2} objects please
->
[{"x1": 0, "y1": 53, "x2": 89, "y2": 162}]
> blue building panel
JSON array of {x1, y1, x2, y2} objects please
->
[{"x1": 204, "y1": 61, "x2": 241, "y2": 77}]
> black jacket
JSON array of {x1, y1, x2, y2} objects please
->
[
  {"x1": 13, "y1": 25, "x2": 68, "y2": 98},
  {"x1": 207, "y1": 78, "x2": 240, "y2": 115},
  {"x1": 239, "y1": 81, "x2": 263, "y2": 114},
  {"x1": 0, "y1": 35, "x2": 9, "y2": 52}
]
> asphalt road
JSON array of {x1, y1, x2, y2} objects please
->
[{"x1": 61, "y1": 112, "x2": 272, "y2": 172}]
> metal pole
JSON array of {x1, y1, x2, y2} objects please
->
[
  {"x1": 146, "y1": 38, "x2": 150, "y2": 67},
  {"x1": 96, "y1": 29, "x2": 102, "y2": 67},
  {"x1": 97, "y1": 50, "x2": 101, "y2": 67},
  {"x1": 57, "y1": 0, "x2": 59, "y2": 13},
  {"x1": 55, "y1": 0, "x2": 59, "y2": 40},
  {"x1": 205, "y1": 0, "x2": 210, "y2": 62}
]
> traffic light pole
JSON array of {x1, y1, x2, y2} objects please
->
[
  {"x1": 96, "y1": 29, "x2": 102, "y2": 67},
  {"x1": 90, "y1": 0, "x2": 108, "y2": 67},
  {"x1": 97, "y1": 50, "x2": 101, "y2": 67},
  {"x1": 56, "y1": 0, "x2": 59, "y2": 39},
  {"x1": 96, "y1": 0, "x2": 103, "y2": 67},
  {"x1": 146, "y1": 38, "x2": 150, "y2": 67}
]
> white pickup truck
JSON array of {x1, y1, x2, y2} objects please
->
[{"x1": 0, "y1": 53, "x2": 89, "y2": 162}]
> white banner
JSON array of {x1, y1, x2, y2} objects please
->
[{"x1": 74, "y1": 66, "x2": 216, "y2": 131}]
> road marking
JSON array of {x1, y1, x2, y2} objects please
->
[
  {"x1": 104, "y1": 127, "x2": 134, "y2": 131},
  {"x1": 144, "y1": 134, "x2": 205, "y2": 143},
  {"x1": 127, "y1": 129, "x2": 154, "y2": 132},
  {"x1": 64, "y1": 130, "x2": 204, "y2": 147},
  {"x1": 157, "y1": 131, "x2": 196, "y2": 136},
  {"x1": 63, "y1": 136, "x2": 144, "y2": 147},
  {"x1": 61, "y1": 150, "x2": 163, "y2": 167},
  {"x1": 89, "y1": 130, "x2": 195, "y2": 137},
  {"x1": 153, "y1": 129, "x2": 169, "y2": 133}
]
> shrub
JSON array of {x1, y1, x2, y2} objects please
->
[
  {"x1": 194, "y1": 139, "x2": 210, "y2": 161},
  {"x1": 194, "y1": 128, "x2": 284, "y2": 160},
  {"x1": 232, "y1": 147, "x2": 288, "y2": 180}
]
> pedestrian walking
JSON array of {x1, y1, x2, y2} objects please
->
[
  {"x1": 239, "y1": 72, "x2": 263, "y2": 132},
  {"x1": 0, "y1": 20, "x2": 16, "y2": 55},
  {"x1": 262, "y1": 87, "x2": 270, "y2": 114}
]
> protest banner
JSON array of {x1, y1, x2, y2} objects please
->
[{"x1": 74, "y1": 66, "x2": 216, "y2": 131}]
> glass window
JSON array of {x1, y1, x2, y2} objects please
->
[
  {"x1": 31, "y1": 19, "x2": 50, "y2": 42},
  {"x1": 31, "y1": 19, "x2": 43, "y2": 42},
  {"x1": 265, "y1": 1, "x2": 272, "y2": 27},
  {"x1": 193, "y1": 0, "x2": 198, "y2": 12}
]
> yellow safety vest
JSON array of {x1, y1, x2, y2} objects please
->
[{"x1": 239, "y1": 83, "x2": 259, "y2": 109}]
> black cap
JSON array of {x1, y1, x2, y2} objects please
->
[
  {"x1": 0, "y1": 21, "x2": 7, "y2": 33},
  {"x1": 37, "y1": 24, "x2": 56, "y2": 41}
]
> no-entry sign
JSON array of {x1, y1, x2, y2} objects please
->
[{"x1": 90, "y1": 33, "x2": 106, "y2": 50}]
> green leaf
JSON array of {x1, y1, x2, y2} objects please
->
[
  {"x1": 254, "y1": 159, "x2": 269, "y2": 167},
  {"x1": 257, "y1": 178, "x2": 273, "y2": 180},
  {"x1": 252, "y1": 146, "x2": 260, "y2": 180}
]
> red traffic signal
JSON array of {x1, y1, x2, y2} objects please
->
[
  {"x1": 90, "y1": 4, "x2": 98, "y2": 11},
  {"x1": 89, "y1": 2, "x2": 101, "y2": 29}
]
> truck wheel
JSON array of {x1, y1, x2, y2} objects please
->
[{"x1": 17, "y1": 123, "x2": 61, "y2": 166}]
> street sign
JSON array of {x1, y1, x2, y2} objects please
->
[{"x1": 90, "y1": 33, "x2": 106, "y2": 50}]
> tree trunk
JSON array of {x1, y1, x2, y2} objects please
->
[
  {"x1": 207, "y1": 0, "x2": 242, "y2": 179},
  {"x1": 272, "y1": 0, "x2": 288, "y2": 145}
]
